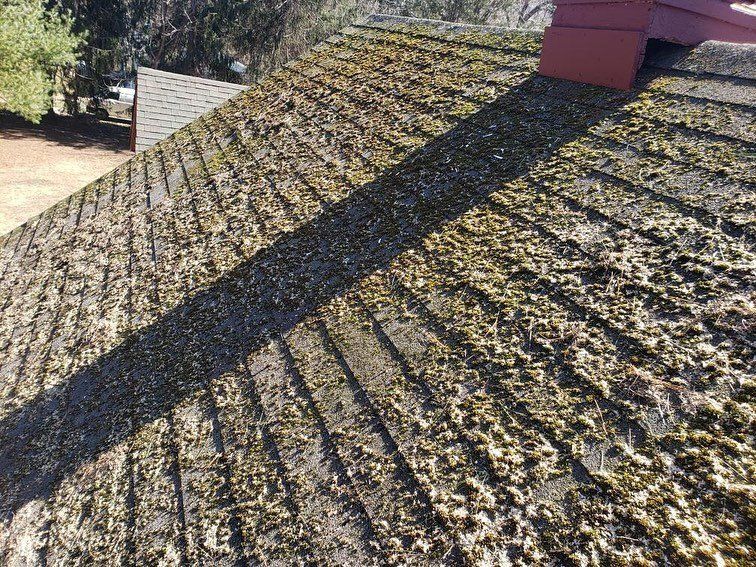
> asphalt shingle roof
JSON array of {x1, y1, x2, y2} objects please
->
[
  {"x1": 135, "y1": 67, "x2": 249, "y2": 152},
  {"x1": 0, "y1": 14, "x2": 754, "y2": 566}
]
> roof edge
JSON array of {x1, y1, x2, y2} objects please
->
[
  {"x1": 137, "y1": 67, "x2": 250, "y2": 91},
  {"x1": 643, "y1": 39, "x2": 756, "y2": 81},
  {"x1": 361, "y1": 13, "x2": 543, "y2": 39}
]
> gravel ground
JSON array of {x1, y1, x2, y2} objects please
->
[{"x1": 0, "y1": 112, "x2": 132, "y2": 234}]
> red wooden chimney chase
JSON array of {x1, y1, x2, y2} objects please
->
[{"x1": 538, "y1": 0, "x2": 756, "y2": 90}]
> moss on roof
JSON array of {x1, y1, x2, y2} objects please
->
[{"x1": 0, "y1": 14, "x2": 754, "y2": 566}]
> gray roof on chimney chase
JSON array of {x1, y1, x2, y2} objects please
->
[
  {"x1": 135, "y1": 67, "x2": 248, "y2": 152},
  {"x1": 0, "y1": 14, "x2": 754, "y2": 566}
]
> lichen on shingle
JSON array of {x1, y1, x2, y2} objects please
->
[{"x1": 0, "y1": 13, "x2": 754, "y2": 567}]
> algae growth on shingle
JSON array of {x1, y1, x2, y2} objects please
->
[{"x1": 0, "y1": 13, "x2": 754, "y2": 567}]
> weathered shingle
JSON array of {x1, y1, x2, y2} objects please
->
[
  {"x1": 645, "y1": 39, "x2": 756, "y2": 81},
  {"x1": 0, "y1": 14, "x2": 754, "y2": 566}
]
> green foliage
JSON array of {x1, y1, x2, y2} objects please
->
[
  {"x1": 52, "y1": 0, "x2": 551, "y2": 95},
  {"x1": 0, "y1": 0, "x2": 83, "y2": 122},
  {"x1": 222, "y1": 0, "x2": 369, "y2": 80},
  {"x1": 220, "y1": 0, "x2": 552, "y2": 81}
]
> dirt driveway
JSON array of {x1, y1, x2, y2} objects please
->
[{"x1": 0, "y1": 113, "x2": 132, "y2": 235}]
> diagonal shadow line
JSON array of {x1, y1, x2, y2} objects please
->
[{"x1": 0, "y1": 74, "x2": 639, "y2": 524}]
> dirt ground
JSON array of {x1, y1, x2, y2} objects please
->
[{"x1": 0, "y1": 112, "x2": 132, "y2": 235}]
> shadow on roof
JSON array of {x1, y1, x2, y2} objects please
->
[{"x1": 0, "y1": 73, "x2": 639, "y2": 525}]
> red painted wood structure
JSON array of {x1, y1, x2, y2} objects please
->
[{"x1": 539, "y1": 0, "x2": 756, "y2": 90}]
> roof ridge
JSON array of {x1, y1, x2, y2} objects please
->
[
  {"x1": 643, "y1": 40, "x2": 756, "y2": 82},
  {"x1": 137, "y1": 66, "x2": 250, "y2": 90},
  {"x1": 363, "y1": 13, "x2": 539, "y2": 36}
]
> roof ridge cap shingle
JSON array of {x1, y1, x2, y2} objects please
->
[
  {"x1": 643, "y1": 39, "x2": 756, "y2": 82},
  {"x1": 362, "y1": 13, "x2": 541, "y2": 38},
  {"x1": 137, "y1": 66, "x2": 250, "y2": 90},
  {"x1": 359, "y1": 13, "x2": 543, "y2": 56}
]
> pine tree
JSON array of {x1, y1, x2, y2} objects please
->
[{"x1": 0, "y1": 0, "x2": 83, "y2": 122}]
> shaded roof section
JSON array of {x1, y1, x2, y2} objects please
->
[
  {"x1": 134, "y1": 67, "x2": 249, "y2": 152},
  {"x1": 1, "y1": 14, "x2": 754, "y2": 566},
  {"x1": 644, "y1": 38, "x2": 756, "y2": 80}
]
